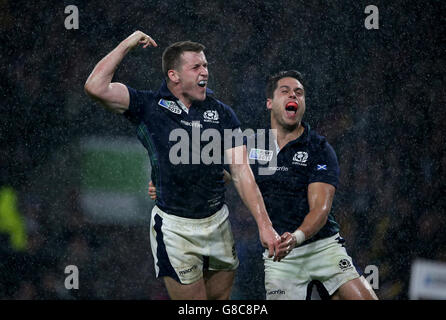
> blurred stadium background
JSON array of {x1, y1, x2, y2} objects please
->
[{"x1": 0, "y1": 0, "x2": 445, "y2": 299}]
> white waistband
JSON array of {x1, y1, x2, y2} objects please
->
[{"x1": 152, "y1": 204, "x2": 229, "y2": 226}]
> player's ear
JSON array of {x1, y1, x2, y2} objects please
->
[
  {"x1": 168, "y1": 69, "x2": 180, "y2": 83},
  {"x1": 266, "y1": 98, "x2": 272, "y2": 110}
]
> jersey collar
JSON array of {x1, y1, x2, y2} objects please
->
[
  {"x1": 297, "y1": 121, "x2": 311, "y2": 145},
  {"x1": 157, "y1": 80, "x2": 215, "y2": 114},
  {"x1": 268, "y1": 121, "x2": 311, "y2": 151}
]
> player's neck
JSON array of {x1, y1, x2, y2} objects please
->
[
  {"x1": 167, "y1": 82, "x2": 192, "y2": 108},
  {"x1": 272, "y1": 122, "x2": 304, "y2": 149}
]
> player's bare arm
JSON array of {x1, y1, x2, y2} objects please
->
[
  {"x1": 277, "y1": 182, "x2": 335, "y2": 260},
  {"x1": 84, "y1": 31, "x2": 157, "y2": 113},
  {"x1": 225, "y1": 145, "x2": 281, "y2": 260},
  {"x1": 148, "y1": 181, "x2": 156, "y2": 200}
]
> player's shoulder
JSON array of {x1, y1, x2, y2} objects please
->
[
  {"x1": 204, "y1": 93, "x2": 241, "y2": 128},
  {"x1": 307, "y1": 124, "x2": 332, "y2": 151},
  {"x1": 206, "y1": 95, "x2": 233, "y2": 112},
  {"x1": 306, "y1": 126, "x2": 339, "y2": 165},
  {"x1": 308, "y1": 128, "x2": 326, "y2": 144},
  {"x1": 202, "y1": 88, "x2": 232, "y2": 110},
  {"x1": 126, "y1": 85, "x2": 156, "y2": 100}
]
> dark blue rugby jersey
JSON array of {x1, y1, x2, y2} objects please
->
[
  {"x1": 124, "y1": 81, "x2": 241, "y2": 219},
  {"x1": 245, "y1": 122, "x2": 340, "y2": 244}
]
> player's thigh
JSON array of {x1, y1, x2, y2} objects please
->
[
  {"x1": 263, "y1": 250, "x2": 310, "y2": 300},
  {"x1": 204, "y1": 270, "x2": 235, "y2": 300},
  {"x1": 331, "y1": 275, "x2": 378, "y2": 300},
  {"x1": 207, "y1": 206, "x2": 239, "y2": 274},
  {"x1": 150, "y1": 206, "x2": 207, "y2": 284},
  {"x1": 163, "y1": 276, "x2": 207, "y2": 300},
  {"x1": 306, "y1": 234, "x2": 361, "y2": 297}
]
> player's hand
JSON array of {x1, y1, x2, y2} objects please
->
[
  {"x1": 148, "y1": 181, "x2": 157, "y2": 200},
  {"x1": 259, "y1": 225, "x2": 281, "y2": 261},
  {"x1": 275, "y1": 232, "x2": 297, "y2": 261},
  {"x1": 125, "y1": 31, "x2": 158, "y2": 50}
]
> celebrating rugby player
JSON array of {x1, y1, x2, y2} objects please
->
[{"x1": 84, "y1": 31, "x2": 281, "y2": 300}]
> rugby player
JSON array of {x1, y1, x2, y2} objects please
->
[
  {"x1": 84, "y1": 31, "x2": 281, "y2": 300},
  {"x1": 150, "y1": 70, "x2": 378, "y2": 300},
  {"x1": 253, "y1": 70, "x2": 378, "y2": 300}
]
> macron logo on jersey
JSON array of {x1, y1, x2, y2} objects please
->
[{"x1": 158, "y1": 99, "x2": 182, "y2": 114}]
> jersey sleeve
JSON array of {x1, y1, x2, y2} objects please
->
[
  {"x1": 123, "y1": 85, "x2": 154, "y2": 124},
  {"x1": 308, "y1": 141, "x2": 340, "y2": 188},
  {"x1": 220, "y1": 102, "x2": 244, "y2": 150},
  {"x1": 224, "y1": 104, "x2": 242, "y2": 130}
]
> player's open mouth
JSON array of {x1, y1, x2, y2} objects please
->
[
  {"x1": 285, "y1": 102, "x2": 298, "y2": 117},
  {"x1": 198, "y1": 80, "x2": 207, "y2": 87}
]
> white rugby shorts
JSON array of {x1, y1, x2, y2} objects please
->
[
  {"x1": 264, "y1": 233, "x2": 360, "y2": 300},
  {"x1": 150, "y1": 204, "x2": 239, "y2": 284}
]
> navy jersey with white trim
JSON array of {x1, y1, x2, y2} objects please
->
[
  {"x1": 245, "y1": 122, "x2": 340, "y2": 244},
  {"x1": 124, "y1": 81, "x2": 241, "y2": 219}
]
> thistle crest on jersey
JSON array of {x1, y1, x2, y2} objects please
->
[
  {"x1": 203, "y1": 110, "x2": 219, "y2": 123},
  {"x1": 292, "y1": 151, "x2": 308, "y2": 166}
]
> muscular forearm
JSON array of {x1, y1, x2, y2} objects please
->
[
  {"x1": 277, "y1": 209, "x2": 328, "y2": 256},
  {"x1": 297, "y1": 183, "x2": 334, "y2": 241},
  {"x1": 231, "y1": 164, "x2": 272, "y2": 229},
  {"x1": 296, "y1": 209, "x2": 329, "y2": 240},
  {"x1": 226, "y1": 146, "x2": 279, "y2": 257},
  {"x1": 279, "y1": 183, "x2": 335, "y2": 253}
]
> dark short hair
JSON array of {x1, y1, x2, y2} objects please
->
[
  {"x1": 265, "y1": 70, "x2": 305, "y2": 99},
  {"x1": 162, "y1": 41, "x2": 205, "y2": 79}
]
